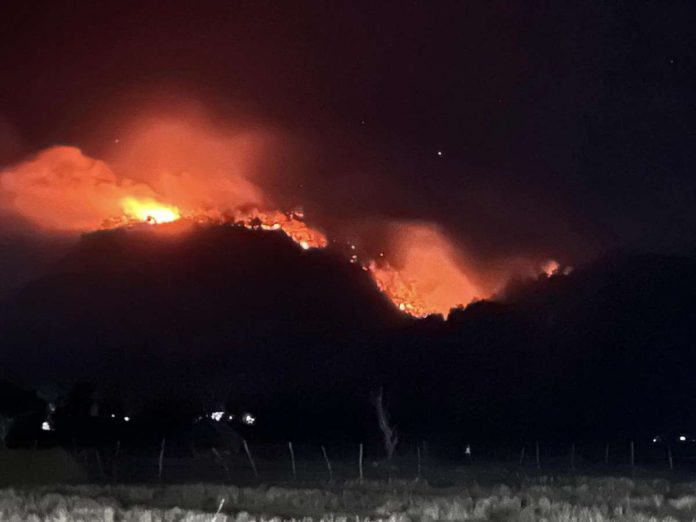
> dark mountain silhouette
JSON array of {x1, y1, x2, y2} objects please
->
[
  {"x1": 1, "y1": 226, "x2": 695, "y2": 443},
  {"x1": 0, "y1": 225, "x2": 402, "y2": 407},
  {"x1": 371, "y1": 251, "x2": 696, "y2": 443}
]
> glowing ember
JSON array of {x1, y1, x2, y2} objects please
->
[
  {"x1": 369, "y1": 261, "x2": 431, "y2": 318},
  {"x1": 232, "y1": 208, "x2": 328, "y2": 250},
  {"x1": 120, "y1": 197, "x2": 180, "y2": 224}
]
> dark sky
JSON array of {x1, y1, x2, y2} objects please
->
[{"x1": 1, "y1": 1, "x2": 694, "y2": 263}]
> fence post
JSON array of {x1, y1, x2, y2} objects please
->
[
  {"x1": 417, "y1": 443, "x2": 422, "y2": 479},
  {"x1": 535, "y1": 441, "x2": 540, "y2": 470},
  {"x1": 113, "y1": 440, "x2": 120, "y2": 482},
  {"x1": 668, "y1": 445, "x2": 674, "y2": 471},
  {"x1": 604, "y1": 443, "x2": 610, "y2": 465},
  {"x1": 95, "y1": 449, "x2": 105, "y2": 478},
  {"x1": 288, "y1": 442, "x2": 297, "y2": 479},
  {"x1": 519, "y1": 446, "x2": 525, "y2": 466},
  {"x1": 243, "y1": 439, "x2": 258, "y2": 478},
  {"x1": 359, "y1": 443, "x2": 364, "y2": 481},
  {"x1": 212, "y1": 447, "x2": 231, "y2": 481},
  {"x1": 158, "y1": 438, "x2": 166, "y2": 481},
  {"x1": 570, "y1": 442, "x2": 575, "y2": 471},
  {"x1": 630, "y1": 440, "x2": 635, "y2": 472},
  {"x1": 321, "y1": 445, "x2": 333, "y2": 482}
]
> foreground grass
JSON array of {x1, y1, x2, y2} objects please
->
[{"x1": 2, "y1": 475, "x2": 696, "y2": 521}]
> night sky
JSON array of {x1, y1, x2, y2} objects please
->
[
  {"x1": 0, "y1": 1, "x2": 695, "y2": 442},
  {"x1": 1, "y1": 1, "x2": 693, "y2": 261}
]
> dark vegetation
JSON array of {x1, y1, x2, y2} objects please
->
[{"x1": 0, "y1": 225, "x2": 695, "y2": 448}]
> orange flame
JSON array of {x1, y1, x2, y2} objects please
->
[
  {"x1": 366, "y1": 223, "x2": 482, "y2": 317},
  {"x1": 120, "y1": 197, "x2": 180, "y2": 224},
  {"x1": 233, "y1": 209, "x2": 327, "y2": 249},
  {"x1": 0, "y1": 113, "x2": 563, "y2": 319}
]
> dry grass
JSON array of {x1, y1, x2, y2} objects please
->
[{"x1": 1, "y1": 475, "x2": 696, "y2": 520}]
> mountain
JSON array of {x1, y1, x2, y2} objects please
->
[
  {"x1": 2, "y1": 225, "x2": 696, "y2": 442},
  {"x1": 0, "y1": 225, "x2": 402, "y2": 424}
]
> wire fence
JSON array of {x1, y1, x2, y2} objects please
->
[{"x1": 64, "y1": 438, "x2": 696, "y2": 485}]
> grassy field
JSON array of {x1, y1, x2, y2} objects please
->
[{"x1": 2, "y1": 475, "x2": 696, "y2": 521}]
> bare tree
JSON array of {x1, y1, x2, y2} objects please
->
[{"x1": 372, "y1": 387, "x2": 398, "y2": 460}]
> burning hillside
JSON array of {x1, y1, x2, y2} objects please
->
[{"x1": 0, "y1": 113, "x2": 559, "y2": 318}]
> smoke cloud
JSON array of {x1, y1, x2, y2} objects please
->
[{"x1": 0, "y1": 104, "x2": 560, "y2": 316}]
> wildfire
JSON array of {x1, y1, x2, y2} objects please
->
[
  {"x1": 0, "y1": 112, "x2": 564, "y2": 320},
  {"x1": 368, "y1": 261, "x2": 431, "y2": 317},
  {"x1": 120, "y1": 197, "x2": 180, "y2": 224},
  {"x1": 365, "y1": 223, "x2": 482, "y2": 317},
  {"x1": 233, "y1": 208, "x2": 328, "y2": 249}
]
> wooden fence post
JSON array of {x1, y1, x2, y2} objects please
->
[
  {"x1": 212, "y1": 447, "x2": 231, "y2": 481},
  {"x1": 158, "y1": 438, "x2": 166, "y2": 481},
  {"x1": 604, "y1": 443, "x2": 610, "y2": 465},
  {"x1": 570, "y1": 442, "x2": 575, "y2": 471},
  {"x1": 535, "y1": 441, "x2": 540, "y2": 470},
  {"x1": 288, "y1": 441, "x2": 297, "y2": 479},
  {"x1": 668, "y1": 445, "x2": 674, "y2": 471},
  {"x1": 630, "y1": 440, "x2": 635, "y2": 472},
  {"x1": 113, "y1": 440, "x2": 120, "y2": 482},
  {"x1": 358, "y1": 443, "x2": 364, "y2": 481},
  {"x1": 243, "y1": 439, "x2": 258, "y2": 478},
  {"x1": 417, "y1": 443, "x2": 422, "y2": 479},
  {"x1": 95, "y1": 449, "x2": 104, "y2": 478},
  {"x1": 519, "y1": 446, "x2": 526, "y2": 466},
  {"x1": 321, "y1": 445, "x2": 333, "y2": 482}
]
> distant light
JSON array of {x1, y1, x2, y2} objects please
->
[
  {"x1": 300, "y1": 241, "x2": 310, "y2": 250},
  {"x1": 210, "y1": 411, "x2": 225, "y2": 422},
  {"x1": 437, "y1": 151, "x2": 443, "y2": 157},
  {"x1": 41, "y1": 421, "x2": 51, "y2": 432},
  {"x1": 679, "y1": 435, "x2": 687, "y2": 442},
  {"x1": 111, "y1": 414, "x2": 116, "y2": 419},
  {"x1": 653, "y1": 436, "x2": 661, "y2": 443},
  {"x1": 242, "y1": 412, "x2": 256, "y2": 425},
  {"x1": 227, "y1": 414, "x2": 235, "y2": 421},
  {"x1": 124, "y1": 416, "x2": 130, "y2": 422}
]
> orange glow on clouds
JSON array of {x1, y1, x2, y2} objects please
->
[{"x1": 0, "y1": 112, "x2": 563, "y2": 318}]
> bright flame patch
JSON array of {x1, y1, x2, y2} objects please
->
[{"x1": 120, "y1": 197, "x2": 180, "y2": 224}]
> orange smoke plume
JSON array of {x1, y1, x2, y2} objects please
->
[
  {"x1": 0, "y1": 146, "x2": 163, "y2": 231},
  {"x1": 367, "y1": 223, "x2": 483, "y2": 317},
  {"x1": 0, "y1": 111, "x2": 563, "y2": 319}
]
